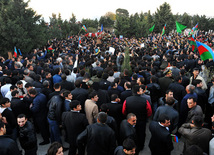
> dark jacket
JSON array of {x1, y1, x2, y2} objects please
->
[
  {"x1": 0, "y1": 135, "x2": 20, "y2": 155},
  {"x1": 119, "y1": 119, "x2": 136, "y2": 144},
  {"x1": 11, "y1": 97, "x2": 28, "y2": 118},
  {"x1": 60, "y1": 80, "x2": 75, "y2": 91},
  {"x1": 194, "y1": 87, "x2": 208, "y2": 112},
  {"x1": 168, "y1": 82, "x2": 186, "y2": 104},
  {"x1": 18, "y1": 121, "x2": 37, "y2": 150},
  {"x1": 147, "y1": 83, "x2": 161, "y2": 103},
  {"x1": 114, "y1": 146, "x2": 126, "y2": 155},
  {"x1": 149, "y1": 121, "x2": 173, "y2": 155},
  {"x1": 41, "y1": 87, "x2": 53, "y2": 99},
  {"x1": 30, "y1": 93, "x2": 47, "y2": 118},
  {"x1": 178, "y1": 123, "x2": 212, "y2": 154},
  {"x1": 186, "y1": 105, "x2": 203, "y2": 123},
  {"x1": 120, "y1": 90, "x2": 132, "y2": 104},
  {"x1": 62, "y1": 111, "x2": 88, "y2": 144},
  {"x1": 153, "y1": 105, "x2": 179, "y2": 132},
  {"x1": 32, "y1": 81, "x2": 43, "y2": 88},
  {"x1": 47, "y1": 95, "x2": 63, "y2": 123},
  {"x1": 71, "y1": 88, "x2": 88, "y2": 112},
  {"x1": 77, "y1": 122, "x2": 116, "y2": 155},
  {"x1": 158, "y1": 76, "x2": 173, "y2": 97}
]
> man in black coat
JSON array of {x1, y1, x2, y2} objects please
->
[
  {"x1": 60, "y1": 74, "x2": 75, "y2": 91},
  {"x1": 0, "y1": 119, "x2": 20, "y2": 155},
  {"x1": 120, "y1": 81, "x2": 132, "y2": 104},
  {"x1": 149, "y1": 114, "x2": 173, "y2": 155},
  {"x1": 17, "y1": 114, "x2": 37, "y2": 155},
  {"x1": 114, "y1": 138, "x2": 136, "y2": 155},
  {"x1": 119, "y1": 113, "x2": 137, "y2": 145},
  {"x1": 11, "y1": 90, "x2": 28, "y2": 118},
  {"x1": 77, "y1": 112, "x2": 116, "y2": 155},
  {"x1": 62, "y1": 100, "x2": 88, "y2": 155},
  {"x1": 158, "y1": 69, "x2": 173, "y2": 97},
  {"x1": 71, "y1": 79, "x2": 88, "y2": 113}
]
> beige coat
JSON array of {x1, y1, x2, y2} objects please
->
[{"x1": 84, "y1": 99, "x2": 98, "y2": 125}]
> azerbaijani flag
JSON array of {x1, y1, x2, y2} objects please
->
[
  {"x1": 171, "y1": 134, "x2": 178, "y2": 143},
  {"x1": 196, "y1": 41, "x2": 214, "y2": 61},
  {"x1": 190, "y1": 23, "x2": 198, "y2": 35},
  {"x1": 78, "y1": 37, "x2": 81, "y2": 47},
  {"x1": 190, "y1": 36, "x2": 197, "y2": 52},
  {"x1": 14, "y1": 47, "x2": 18, "y2": 58},
  {"x1": 161, "y1": 24, "x2": 166, "y2": 36},
  {"x1": 82, "y1": 25, "x2": 87, "y2": 32}
]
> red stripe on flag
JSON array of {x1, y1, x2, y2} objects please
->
[{"x1": 198, "y1": 45, "x2": 208, "y2": 55}]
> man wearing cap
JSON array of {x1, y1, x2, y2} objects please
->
[
  {"x1": 158, "y1": 69, "x2": 173, "y2": 97},
  {"x1": 190, "y1": 68, "x2": 207, "y2": 90}
]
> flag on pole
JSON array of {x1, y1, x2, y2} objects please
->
[
  {"x1": 78, "y1": 37, "x2": 81, "y2": 47},
  {"x1": 190, "y1": 36, "x2": 197, "y2": 52},
  {"x1": 189, "y1": 23, "x2": 198, "y2": 35},
  {"x1": 101, "y1": 24, "x2": 103, "y2": 32},
  {"x1": 82, "y1": 25, "x2": 87, "y2": 32},
  {"x1": 161, "y1": 24, "x2": 166, "y2": 36},
  {"x1": 14, "y1": 47, "x2": 18, "y2": 58},
  {"x1": 149, "y1": 24, "x2": 155, "y2": 32},
  {"x1": 18, "y1": 49, "x2": 22, "y2": 55},
  {"x1": 176, "y1": 21, "x2": 187, "y2": 33},
  {"x1": 196, "y1": 41, "x2": 214, "y2": 61}
]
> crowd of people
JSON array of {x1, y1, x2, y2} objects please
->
[{"x1": 0, "y1": 30, "x2": 214, "y2": 155}]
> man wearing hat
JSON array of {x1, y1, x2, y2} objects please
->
[{"x1": 158, "y1": 69, "x2": 173, "y2": 97}]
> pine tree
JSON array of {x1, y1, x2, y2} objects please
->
[{"x1": 121, "y1": 47, "x2": 132, "y2": 75}]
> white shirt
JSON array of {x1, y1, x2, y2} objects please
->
[
  {"x1": 1, "y1": 84, "x2": 12, "y2": 97},
  {"x1": 5, "y1": 91, "x2": 12, "y2": 101}
]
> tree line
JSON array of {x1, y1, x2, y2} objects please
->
[{"x1": 0, "y1": 0, "x2": 214, "y2": 55}]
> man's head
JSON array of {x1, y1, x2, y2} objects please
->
[
  {"x1": 100, "y1": 104, "x2": 109, "y2": 113},
  {"x1": 45, "y1": 72, "x2": 52, "y2": 79},
  {"x1": 165, "y1": 90, "x2": 173, "y2": 99},
  {"x1": 63, "y1": 90, "x2": 73, "y2": 100},
  {"x1": 127, "y1": 113, "x2": 137, "y2": 126},
  {"x1": 192, "y1": 79, "x2": 203, "y2": 88},
  {"x1": 17, "y1": 114, "x2": 27, "y2": 127},
  {"x1": 132, "y1": 85, "x2": 143, "y2": 95},
  {"x1": 0, "y1": 98, "x2": 11, "y2": 108},
  {"x1": 97, "y1": 112, "x2": 107, "y2": 124},
  {"x1": 0, "y1": 120, "x2": 6, "y2": 135},
  {"x1": 43, "y1": 80, "x2": 50, "y2": 88},
  {"x1": 25, "y1": 83, "x2": 33, "y2": 92},
  {"x1": 54, "y1": 83, "x2": 61, "y2": 91},
  {"x1": 111, "y1": 94, "x2": 120, "y2": 103},
  {"x1": 166, "y1": 97, "x2": 175, "y2": 106},
  {"x1": 28, "y1": 88, "x2": 37, "y2": 98},
  {"x1": 10, "y1": 85, "x2": 17, "y2": 92},
  {"x1": 124, "y1": 81, "x2": 131, "y2": 90},
  {"x1": 89, "y1": 91, "x2": 99, "y2": 102},
  {"x1": 193, "y1": 68, "x2": 199, "y2": 77},
  {"x1": 16, "y1": 81, "x2": 23, "y2": 88},
  {"x1": 164, "y1": 69, "x2": 172, "y2": 77},
  {"x1": 122, "y1": 138, "x2": 136, "y2": 155},
  {"x1": 187, "y1": 97, "x2": 197, "y2": 109},
  {"x1": 186, "y1": 84, "x2": 195, "y2": 94},
  {"x1": 192, "y1": 115, "x2": 203, "y2": 127},
  {"x1": 70, "y1": 100, "x2": 81, "y2": 111},
  {"x1": 11, "y1": 90, "x2": 19, "y2": 98},
  {"x1": 137, "y1": 77, "x2": 144, "y2": 85},
  {"x1": 158, "y1": 114, "x2": 170, "y2": 127}
]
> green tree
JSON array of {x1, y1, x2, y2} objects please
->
[
  {"x1": 0, "y1": 0, "x2": 48, "y2": 55},
  {"x1": 115, "y1": 8, "x2": 130, "y2": 37},
  {"x1": 121, "y1": 47, "x2": 132, "y2": 75},
  {"x1": 99, "y1": 16, "x2": 114, "y2": 28},
  {"x1": 181, "y1": 12, "x2": 191, "y2": 28},
  {"x1": 154, "y1": 2, "x2": 174, "y2": 34}
]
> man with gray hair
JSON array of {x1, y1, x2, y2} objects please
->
[
  {"x1": 24, "y1": 69, "x2": 34, "y2": 84},
  {"x1": 178, "y1": 84, "x2": 198, "y2": 131},
  {"x1": 77, "y1": 112, "x2": 116, "y2": 155}
]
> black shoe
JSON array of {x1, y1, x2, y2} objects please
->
[
  {"x1": 63, "y1": 147, "x2": 69, "y2": 152},
  {"x1": 39, "y1": 141, "x2": 50, "y2": 145}
]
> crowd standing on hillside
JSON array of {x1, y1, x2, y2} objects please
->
[{"x1": 0, "y1": 31, "x2": 214, "y2": 155}]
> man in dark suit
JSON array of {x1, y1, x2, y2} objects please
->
[
  {"x1": 62, "y1": 100, "x2": 88, "y2": 155},
  {"x1": 106, "y1": 94, "x2": 123, "y2": 131},
  {"x1": 60, "y1": 74, "x2": 75, "y2": 91},
  {"x1": 149, "y1": 114, "x2": 173, "y2": 155},
  {"x1": 120, "y1": 81, "x2": 132, "y2": 104},
  {"x1": 71, "y1": 80, "x2": 88, "y2": 113}
]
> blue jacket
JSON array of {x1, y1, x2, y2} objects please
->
[
  {"x1": 53, "y1": 74, "x2": 62, "y2": 84},
  {"x1": 30, "y1": 93, "x2": 47, "y2": 117}
]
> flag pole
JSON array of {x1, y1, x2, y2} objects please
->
[{"x1": 78, "y1": 28, "x2": 82, "y2": 36}]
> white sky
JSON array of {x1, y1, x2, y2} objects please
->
[{"x1": 26, "y1": 0, "x2": 214, "y2": 22}]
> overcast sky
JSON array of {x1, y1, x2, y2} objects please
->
[{"x1": 26, "y1": 0, "x2": 214, "y2": 22}]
